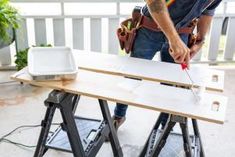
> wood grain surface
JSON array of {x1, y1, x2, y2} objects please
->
[
  {"x1": 11, "y1": 68, "x2": 227, "y2": 124},
  {"x1": 73, "y1": 51, "x2": 224, "y2": 92}
]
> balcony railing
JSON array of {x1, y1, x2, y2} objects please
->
[{"x1": 1, "y1": 0, "x2": 235, "y2": 66}]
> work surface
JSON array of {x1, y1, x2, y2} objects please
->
[
  {"x1": 11, "y1": 67, "x2": 227, "y2": 124},
  {"x1": 74, "y1": 51, "x2": 224, "y2": 92},
  {"x1": 2, "y1": 68, "x2": 235, "y2": 157}
]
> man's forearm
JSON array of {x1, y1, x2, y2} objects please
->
[
  {"x1": 197, "y1": 15, "x2": 213, "y2": 41},
  {"x1": 188, "y1": 15, "x2": 213, "y2": 59},
  {"x1": 146, "y1": 0, "x2": 190, "y2": 65},
  {"x1": 146, "y1": 0, "x2": 180, "y2": 43}
]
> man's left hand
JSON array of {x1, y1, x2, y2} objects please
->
[{"x1": 190, "y1": 40, "x2": 205, "y2": 59}]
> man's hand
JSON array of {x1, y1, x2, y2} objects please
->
[
  {"x1": 188, "y1": 15, "x2": 211, "y2": 59},
  {"x1": 169, "y1": 37, "x2": 191, "y2": 67},
  {"x1": 146, "y1": 0, "x2": 191, "y2": 67},
  {"x1": 189, "y1": 41, "x2": 204, "y2": 59}
]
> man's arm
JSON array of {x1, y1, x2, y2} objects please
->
[
  {"x1": 197, "y1": 15, "x2": 213, "y2": 41},
  {"x1": 146, "y1": 0, "x2": 190, "y2": 66},
  {"x1": 190, "y1": 0, "x2": 222, "y2": 58},
  {"x1": 190, "y1": 15, "x2": 213, "y2": 58}
]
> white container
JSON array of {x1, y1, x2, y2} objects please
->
[{"x1": 28, "y1": 47, "x2": 77, "y2": 81}]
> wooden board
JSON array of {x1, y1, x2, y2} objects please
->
[
  {"x1": 73, "y1": 51, "x2": 224, "y2": 92},
  {"x1": 11, "y1": 68, "x2": 227, "y2": 124}
]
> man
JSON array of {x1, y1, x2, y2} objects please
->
[{"x1": 112, "y1": 0, "x2": 222, "y2": 129}]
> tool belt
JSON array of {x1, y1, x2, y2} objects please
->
[{"x1": 117, "y1": 6, "x2": 198, "y2": 54}]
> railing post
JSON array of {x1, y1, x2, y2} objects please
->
[{"x1": 10, "y1": 0, "x2": 234, "y2": 64}]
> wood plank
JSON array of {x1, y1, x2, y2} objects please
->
[
  {"x1": 73, "y1": 51, "x2": 224, "y2": 92},
  {"x1": 34, "y1": 19, "x2": 47, "y2": 46},
  {"x1": 224, "y1": 17, "x2": 235, "y2": 60},
  {"x1": 53, "y1": 19, "x2": 65, "y2": 46},
  {"x1": 90, "y1": 18, "x2": 102, "y2": 52},
  {"x1": 11, "y1": 68, "x2": 227, "y2": 124},
  {"x1": 72, "y1": 18, "x2": 84, "y2": 50}
]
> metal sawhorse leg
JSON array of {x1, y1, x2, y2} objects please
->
[
  {"x1": 140, "y1": 114, "x2": 205, "y2": 157},
  {"x1": 33, "y1": 90, "x2": 123, "y2": 157}
]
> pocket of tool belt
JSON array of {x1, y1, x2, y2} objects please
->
[
  {"x1": 187, "y1": 19, "x2": 199, "y2": 48},
  {"x1": 117, "y1": 18, "x2": 139, "y2": 54},
  {"x1": 188, "y1": 34, "x2": 196, "y2": 48},
  {"x1": 117, "y1": 6, "x2": 142, "y2": 54}
]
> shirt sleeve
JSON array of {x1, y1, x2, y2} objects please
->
[{"x1": 202, "y1": 0, "x2": 222, "y2": 16}]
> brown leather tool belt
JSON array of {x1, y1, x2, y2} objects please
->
[
  {"x1": 141, "y1": 15, "x2": 198, "y2": 34},
  {"x1": 117, "y1": 9, "x2": 198, "y2": 54}
]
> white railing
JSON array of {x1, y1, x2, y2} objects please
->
[{"x1": 1, "y1": 0, "x2": 235, "y2": 66}]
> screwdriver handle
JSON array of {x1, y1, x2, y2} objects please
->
[{"x1": 181, "y1": 63, "x2": 188, "y2": 70}]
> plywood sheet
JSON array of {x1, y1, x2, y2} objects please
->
[
  {"x1": 11, "y1": 68, "x2": 227, "y2": 124},
  {"x1": 73, "y1": 51, "x2": 224, "y2": 92}
]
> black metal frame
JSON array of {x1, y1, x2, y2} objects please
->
[
  {"x1": 33, "y1": 90, "x2": 123, "y2": 157},
  {"x1": 140, "y1": 114, "x2": 205, "y2": 157},
  {"x1": 32, "y1": 89, "x2": 205, "y2": 157}
]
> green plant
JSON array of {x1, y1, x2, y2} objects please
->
[
  {"x1": 15, "y1": 44, "x2": 52, "y2": 71},
  {"x1": 0, "y1": 0, "x2": 20, "y2": 42},
  {"x1": 15, "y1": 47, "x2": 29, "y2": 71}
]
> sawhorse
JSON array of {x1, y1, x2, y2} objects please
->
[
  {"x1": 140, "y1": 114, "x2": 205, "y2": 157},
  {"x1": 33, "y1": 90, "x2": 123, "y2": 157}
]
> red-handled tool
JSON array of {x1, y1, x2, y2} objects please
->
[
  {"x1": 181, "y1": 63, "x2": 188, "y2": 70},
  {"x1": 169, "y1": 47, "x2": 199, "y2": 101},
  {"x1": 180, "y1": 63, "x2": 199, "y2": 101},
  {"x1": 181, "y1": 63, "x2": 193, "y2": 84}
]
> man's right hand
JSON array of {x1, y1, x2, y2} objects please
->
[
  {"x1": 145, "y1": 0, "x2": 191, "y2": 68},
  {"x1": 169, "y1": 37, "x2": 191, "y2": 68}
]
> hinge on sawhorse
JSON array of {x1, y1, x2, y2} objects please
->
[
  {"x1": 143, "y1": 114, "x2": 194, "y2": 157},
  {"x1": 140, "y1": 114, "x2": 204, "y2": 157},
  {"x1": 46, "y1": 90, "x2": 68, "y2": 105},
  {"x1": 34, "y1": 90, "x2": 123, "y2": 157},
  {"x1": 171, "y1": 115, "x2": 187, "y2": 124},
  {"x1": 34, "y1": 90, "x2": 86, "y2": 157},
  {"x1": 34, "y1": 90, "x2": 63, "y2": 157}
]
